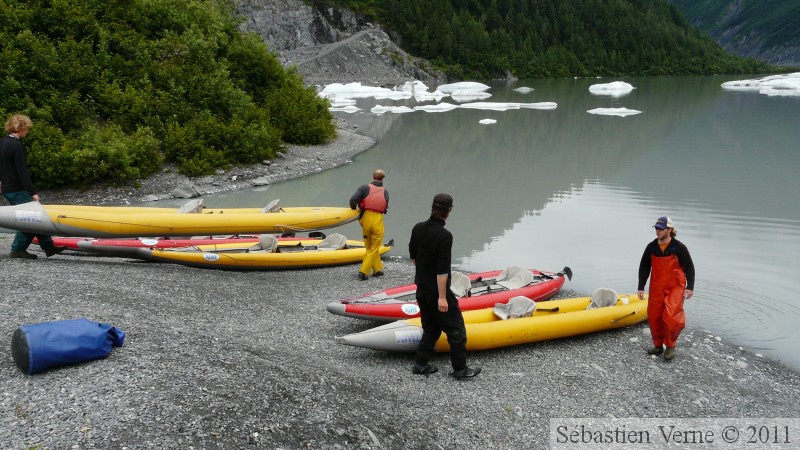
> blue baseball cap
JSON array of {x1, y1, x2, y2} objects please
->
[{"x1": 653, "y1": 216, "x2": 673, "y2": 230}]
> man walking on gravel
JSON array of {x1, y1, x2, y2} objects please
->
[
  {"x1": 409, "y1": 193, "x2": 481, "y2": 379},
  {"x1": 350, "y1": 169, "x2": 389, "y2": 280}
]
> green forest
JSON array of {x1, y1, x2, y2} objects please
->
[
  {"x1": 0, "y1": 0, "x2": 335, "y2": 187},
  {"x1": 333, "y1": 0, "x2": 777, "y2": 79}
]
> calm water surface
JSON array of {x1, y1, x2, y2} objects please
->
[{"x1": 169, "y1": 76, "x2": 800, "y2": 370}]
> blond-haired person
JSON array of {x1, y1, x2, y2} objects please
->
[{"x1": 1, "y1": 114, "x2": 66, "y2": 259}]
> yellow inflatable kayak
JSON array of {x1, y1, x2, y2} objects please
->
[
  {"x1": 133, "y1": 234, "x2": 393, "y2": 270},
  {"x1": 0, "y1": 200, "x2": 358, "y2": 238},
  {"x1": 336, "y1": 290, "x2": 647, "y2": 352}
]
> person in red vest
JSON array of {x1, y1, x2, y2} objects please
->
[
  {"x1": 638, "y1": 216, "x2": 695, "y2": 361},
  {"x1": 349, "y1": 169, "x2": 389, "y2": 280}
]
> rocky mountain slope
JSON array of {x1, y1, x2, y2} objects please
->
[
  {"x1": 236, "y1": 0, "x2": 446, "y2": 86},
  {"x1": 669, "y1": 0, "x2": 800, "y2": 67}
]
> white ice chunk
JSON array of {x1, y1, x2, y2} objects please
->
[
  {"x1": 436, "y1": 81, "x2": 490, "y2": 94},
  {"x1": 589, "y1": 81, "x2": 635, "y2": 97},
  {"x1": 721, "y1": 73, "x2": 800, "y2": 97},
  {"x1": 397, "y1": 80, "x2": 429, "y2": 93},
  {"x1": 371, "y1": 105, "x2": 415, "y2": 115},
  {"x1": 413, "y1": 102, "x2": 459, "y2": 112},
  {"x1": 513, "y1": 87, "x2": 534, "y2": 93},
  {"x1": 320, "y1": 82, "x2": 393, "y2": 98},
  {"x1": 458, "y1": 102, "x2": 521, "y2": 111},
  {"x1": 450, "y1": 90, "x2": 492, "y2": 102},
  {"x1": 327, "y1": 98, "x2": 357, "y2": 108},
  {"x1": 329, "y1": 106, "x2": 360, "y2": 113},
  {"x1": 519, "y1": 102, "x2": 558, "y2": 110},
  {"x1": 478, "y1": 119, "x2": 497, "y2": 124},
  {"x1": 587, "y1": 107, "x2": 642, "y2": 117},
  {"x1": 414, "y1": 90, "x2": 448, "y2": 102}
]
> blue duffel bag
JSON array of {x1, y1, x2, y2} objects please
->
[{"x1": 11, "y1": 318, "x2": 126, "y2": 375}]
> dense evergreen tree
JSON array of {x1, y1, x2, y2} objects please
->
[
  {"x1": 335, "y1": 0, "x2": 778, "y2": 78},
  {"x1": 0, "y1": 0, "x2": 335, "y2": 186}
]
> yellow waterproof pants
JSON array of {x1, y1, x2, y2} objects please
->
[{"x1": 359, "y1": 210, "x2": 385, "y2": 275}]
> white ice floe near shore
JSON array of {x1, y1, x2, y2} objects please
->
[
  {"x1": 458, "y1": 102, "x2": 521, "y2": 111},
  {"x1": 450, "y1": 90, "x2": 492, "y2": 102},
  {"x1": 587, "y1": 107, "x2": 642, "y2": 117},
  {"x1": 513, "y1": 87, "x2": 534, "y2": 93},
  {"x1": 413, "y1": 102, "x2": 460, "y2": 113},
  {"x1": 328, "y1": 106, "x2": 360, "y2": 113},
  {"x1": 371, "y1": 105, "x2": 414, "y2": 115},
  {"x1": 721, "y1": 73, "x2": 800, "y2": 98},
  {"x1": 319, "y1": 82, "x2": 412, "y2": 100},
  {"x1": 435, "y1": 81, "x2": 491, "y2": 94},
  {"x1": 520, "y1": 102, "x2": 558, "y2": 110},
  {"x1": 479, "y1": 119, "x2": 497, "y2": 124},
  {"x1": 589, "y1": 81, "x2": 635, "y2": 97}
]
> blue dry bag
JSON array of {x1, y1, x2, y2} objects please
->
[{"x1": 11, "y1": 318, "x2": 125, "y2": 375}]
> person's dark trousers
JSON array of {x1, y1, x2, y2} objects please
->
[
  {"x1": 3, "y1": 191, "x2": 57, "y2": 253},
  {"x1": 415, "y1": 294, "x2": 468, "y2": 371}
]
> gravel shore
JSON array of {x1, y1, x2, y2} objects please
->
[{"x1": 3, "y1": 122, "x2": 800, "y2": 449}]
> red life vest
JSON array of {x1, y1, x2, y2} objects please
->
[{"x1": 360, "y1": 184, "x2": 387, "y2": 212}]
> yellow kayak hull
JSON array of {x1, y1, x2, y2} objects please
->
[
  {"x1": 0, "y1": 202, "x2": 358, "y2": 237},
  {"x1": 336, "y1": 294, "x2": 647, "y2": 352},
  {"x1": 138, "y1": 240, "x2": 393, "y2": 270}
]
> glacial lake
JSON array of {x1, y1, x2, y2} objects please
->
[{"x1": 172, "y1": 75, "x2": 800, "y2": 370}]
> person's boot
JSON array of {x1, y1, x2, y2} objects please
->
[
  {"x1": 10, "y1": 250, "x2": 37, "y2": 259},
  {"x1": 45, "y1": 246, "x2": 67, "y2": 257},
  {"x1": 411, "y1": 363, "x2": 438, "y2": 375},
  {"x1": 647, "y1": 345, "x2": 664, "y2": 355},
  {"x1": 663, "y1": 347, "x2": 676, "y2": 361},
  {"x1": 357, "y1": 272, "x2": 368, "y2": 281},
  {"x1": 451, "y1": 366, "x2": 482, "y2": 379},
  {"x1": 373, "y1": 271, "x2": 384, "y2": 277}
]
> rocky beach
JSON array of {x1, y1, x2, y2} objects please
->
[{"x1": 4, "y1": 119, "x2": 800, "y2": 448}]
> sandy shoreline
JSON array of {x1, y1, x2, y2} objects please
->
[{"x1": 3, "y1": 121, "x2": 800, "y2": 449}]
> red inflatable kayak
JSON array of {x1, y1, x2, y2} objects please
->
[
  {"x1": 49, "y1": 232, "x2": 325, "y2": 251},
  {"x1": 326, "y1": 266, "x2": 572, "y2": 321}
]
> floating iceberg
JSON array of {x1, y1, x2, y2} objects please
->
[
  {"x1": 450, "y1": 90, "x2": 492, "y2": 102},
  {"x1": 413, "y1": 102, "x2": 459, "y2": 113},
  {"x1": 589, "y1": 81, "x2": 635, "y2": 97},
  {"x1": 397, "y1": 80, "x2": 429, "y2": 93},
  {"x1": 414, "y1": 90, "x2": 448, "y2": 102},
  {"x1": 319, "y1": 82, "x2": 394, "y2": 99},
  {"x1": 329, "y1": 106, "x2": 360, "y2": 113},
  {"x1": 371, "y1": 105, "x2": 415, "y2": 115},
  {"x1": 479, "y1": 119, "x2": 497, "y2": 125},
  {"x1": 519, "y1": 102, "x2": 558, "y2": 110},
  {"x1": 721, "y1": 73, "x2": 800, "y2": 98},
  {"x1": 458, "y1": 102, "x2": 521, "y2": 111},
  {"x1": 587, "y1": 107, "x2": 642, "y2": 117},
  {"x1": 435, "y1": 81, "x2": 490, "y2": 94},
  {"x1": 327, "y1": 98, "x2": 357, "y2": 108},
  {"x1": 513, "y1": 87, "x2": 535, "y2": 93}
]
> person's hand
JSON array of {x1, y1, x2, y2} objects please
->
[
  {"x1": 438, "y1": 297, "x2": 448, "y2": 312},
  {"x1": 685, "y1": 289, "x2": 694, "y2": 299},
  {"x1": 32, "y1": 194, "x2": 40, "y2": 202},
  {"x1": 637, "y1": 290, "x2": 645, "y2": 300}
]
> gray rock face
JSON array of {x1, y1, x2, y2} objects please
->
[{"x1": 236, "y1": 0, "x2": 446, "y2": 86}]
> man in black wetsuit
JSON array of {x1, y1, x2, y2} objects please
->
[{"x1": 408, "y1": 193, "x2": 481, "y2": 379}]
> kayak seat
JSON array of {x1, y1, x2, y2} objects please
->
[
  {"x1": 249, "y1": 234, "x2": 279, "y2": 252},
  {"x1": 496, "y1": 265, "x2": 534, "y2": 290},
  {"x1": 494, "y1": 296, "x2": 536, "y2": 320},
  {"x1": 176, "y1": 198, "x2": 205, "y2": 214},
  {"x1": 317, "y1": 233, "x2": 348, "y2": 250},
  {"x1": 259, "y1": 199, "x2": 282, "y2": 213},
  {"x1": 587, "y1": 288, "x2": 618, "y2": 309},
  {"x1": 450, "y1": 271, "x2": 472, "y2": 298}
]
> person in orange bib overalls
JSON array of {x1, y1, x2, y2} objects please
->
[
  {"x1": 638, "y1": 216, "x2": 695, "y2": 361},
  {"x1": 349, "y1": 169, "x2": 389, "y2": 280}
]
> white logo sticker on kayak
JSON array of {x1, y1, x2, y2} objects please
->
[
  {"x1": 395, "y1": 329, "x2": 422, "y2": 345},
  {"x1": 202, "y1": 253, "x2": 220, "y2": 262},
  {"x1": 140, "y1": 239, "x2": 159, "y2": 246},
  {"x1": 401, "y1": 304, "x2": 420, "y2": 316},
  {"x1": 15, "y1": 210, "x2": 42, "y2": 223}
]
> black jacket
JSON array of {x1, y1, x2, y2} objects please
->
[{"x1": 0, "y1": 135, "x2": 37, "y2": 195}]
